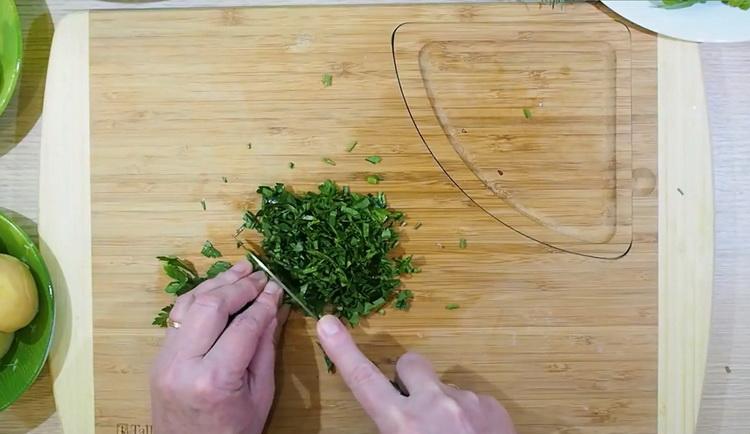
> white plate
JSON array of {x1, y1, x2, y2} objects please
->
[{"x1": 602, "y1": 0, "x2": 750, "y2": 43}]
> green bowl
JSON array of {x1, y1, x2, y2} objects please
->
[
  {"x1": 0, "y1": 0, "x2": 22, "y2": 114},
  {"x1": 0, "y1": 212, "x2": 55, "y2": 411}
]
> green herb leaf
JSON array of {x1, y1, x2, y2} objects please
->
[
  {"x1": 459, "y1": 238, "x2": 467, "y2": 249},
  {"x1": 445, "y1": 303, "x2": 460, "y2": 310},
  {"x1": 207, "y1": 260, "x2": 233, "y2": 278},
  {"x1": 201, "y1": 240, "x2": 222, "y2": 258},
  {"x1": 522, "y1": 108, "x2": 533, "y2": 119},
  {"x1": 365, "y1": 155, "x2": 382, "y2": 164},
  {"x1": 152, "y1": 304, "x2": 174, "y2": 327},
  {"x1": 322, "y1": 73, "x2": 333, "y2": 87},
  {"x1": 394, "y1": 289, "x2": 414, "y2": 311},
  {"x1": 367, "y1": 174, "x2": 381, "y2": 185},
  {"x1": 323, "y1": 157, "x2": 336, "y2": 166},
  {"x1": 347, "y1": 141, "x2": 358, "y2": 152}
]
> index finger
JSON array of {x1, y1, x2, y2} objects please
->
[
  {"x1": 172, "y1": 270, "x2": 268, "y2": 358},
  {"x1": 316, "y1": 315, "x2": 403, "y2": 418}
]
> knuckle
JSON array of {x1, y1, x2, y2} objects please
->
[
  {"x1": 172, "y1": 293, "x2": 193, "y2": 312},
  {"x1": 440, "y1": 396, "x2": 462, "y2": 415},
  {"x1": 255, "y1": 293, "x2": 278, "y2": 313},
  {"x1": 396, "y1": 351, "x2": 422, "y2": 368},
  {"x1": 232, "y1": 312, "x2": 263, "y2": 335},
  {"x1": 347, "y1": 362, "x2": 380, "y2": 388},
  {"x1": 462, "y1": 390, "x2": 481, "y2": 407},
  {"x1": 191, "y1": 373, "x2": 220, "y2": 405},
  {"x1": 193, "y1": 293, "x2": 226, "y2": 313}
]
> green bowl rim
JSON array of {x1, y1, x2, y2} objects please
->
[
  {"x1": 0, "y1": 0, "x2": 24, "y2": 114},
  {"x1": 0, "y1": 212, "x2": 56, "y2": 411}
]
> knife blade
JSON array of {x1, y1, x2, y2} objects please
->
[{"x1": 246, "y1": 250, "x2": 320, "y2": 320}]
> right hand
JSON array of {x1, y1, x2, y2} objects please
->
[{"x1": 316, "y1": 315, "x2": 518, "y2": 434}]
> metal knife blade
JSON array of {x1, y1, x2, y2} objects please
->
[{"x1": 246, "y1": 251, "x2": 320, "y2": 319}]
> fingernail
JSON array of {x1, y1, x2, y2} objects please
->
[
  {"x1": 250, "y1": 270, "x2": 267, "y2": 283},
  {"x1": 264, "y1": 281, "x2": 281, "y2": 295},
  {"x1": 233, "y1": 260, "x2": 252, "y2": 271},
  {"x1": 318, "y1": 315, "x2": 342, "y2": 337}
]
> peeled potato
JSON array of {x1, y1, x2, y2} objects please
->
[
  {"x1": 0, "y1": 254, "x2": 38, "y2": 333},
  {"x1": 0, "y1": 332, "x2": 14, "y2": 360}
]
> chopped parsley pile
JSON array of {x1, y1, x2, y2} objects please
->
[
  {"x1": 240, "y1": 180, "x2": 418, "y2": 325},
  {"x1": 153, "y1": 180, "x2": 418, "y2": 327}
]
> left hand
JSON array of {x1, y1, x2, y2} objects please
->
[{"x1": 150, "y1": 260, "x2": 288, "y2": 434}]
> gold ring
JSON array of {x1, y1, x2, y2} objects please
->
[{"x1": 167, "y1": 319, "x2": 182, "y2": 329}]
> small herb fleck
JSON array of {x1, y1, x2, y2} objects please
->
[
  {"x1": 365, "y1": 155, "x2": 382, "y2": 165},
  {"x1": 394, "y1": 289, "x2": 414, "y2": 311},
  {"x1": 247, "y1": 142, "x2": 253, "y2": 149},
  {"x1": 725, "y1": 365, "x2": 732, "y2": 374},
  {"x1": 200, "y1": 199, "x2": 207, "y2": 211},
  {"x1": 289, "y1": 162, "x2": 295, "y2": 169},
  {"x1": 445, "y1": 303, "x2": 460, "y2": 310},
  {"x1": 322, "y1": 73, "x2": 333, "y2": 88},
  {"x1": 459, "y1": 238, "x2": 467, "y2": 249},
  {"x1": 317, "y1": 342, "x2": 336, "y2": 373},
  {"x1": 367, "y1": 174, "x2": 381, "y2": 185},
  {"x1": 323, "y1": 157, "x2": 336, "y2": 166},
  {"x1": 347, "y1": 141, "x2": 358, "y2": 152},
  {"x1": 201, "y1": 240, "x2": 223, "y2": 258},
  {"x1": 523, "y1": 108, "x2": 533, "y2": 119},
  {"x1": 497, "y1": 169, "x2": 504, "y2": 176},
  {"x1": 677, "y1": 188, "x2": 685, "y2": 196},
  {"x1": 414, "y1": 222, "x2": 422, "y2": 230},
  {"x1": 222, "y1": 176, "x2": 228, "y2": 183}
]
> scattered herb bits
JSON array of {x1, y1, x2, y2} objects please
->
[
  {"x1": 289, "y1": 162, "x2": 295, "y2": 169},
  {"x1": 365, "y1": 155, "x2": 382, "y2": 165},
  {"x1": 222, "y1": 176, "x2": 228, "y2": 183},
  {"x1": 323, "y1": 157, "x2": 336, "y2": 166},
  {"x1": 201, "y1": 240, "x2": 222, "y2": 258},
  {"x1": 523, "y1": 108, "x2": 533, "y2": 119},
  {"x1": 459, "y1": 238, "x2": 468, "y2": 249},
  {"x1": 347, "y1": 141, "x2": 358, "y2": 152},
  {"x1": 241, "y1": 180, "x2": 419, "y2": 325},
  {"x1": 200, "y1": 199, "x2": 207, "y2": 211},
  {"x1": 367, "y1": 174, "x2": 381, "y2": 185},
  {"x1": 445, "y1": 303, "x2": 460, "y2": 310},
  {"x1": 322, "y1": 73, "x2": 333, "y2": 87},
  {"x1": 394, "y1": 289, "x2": 414, "y2": 311},
  {"x1": 414, "y1": 222, "x2": 422, "y2": 230}
]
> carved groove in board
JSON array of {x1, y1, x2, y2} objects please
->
[{"x1": 392, "y1": 22, "x2": 633, "y2": 258}]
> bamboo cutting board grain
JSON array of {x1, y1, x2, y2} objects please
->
[{"x1": 86, "y1": 3, "x2": 656, "y2": 433}]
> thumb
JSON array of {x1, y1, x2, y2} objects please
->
[{"x1": 316, "y1": 315, "x2": 402, "y2": 418}]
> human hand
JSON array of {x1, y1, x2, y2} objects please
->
[
  {"x1": 150, "y1": 260, "x2": 288, "y2": 434},
  {"x1": 317, "y1": 315, "x2": 517, "y2": 434}
]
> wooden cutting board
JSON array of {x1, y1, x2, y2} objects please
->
[{"x1": 50, "y1": 3, "x2": 659, "y2": 434}]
